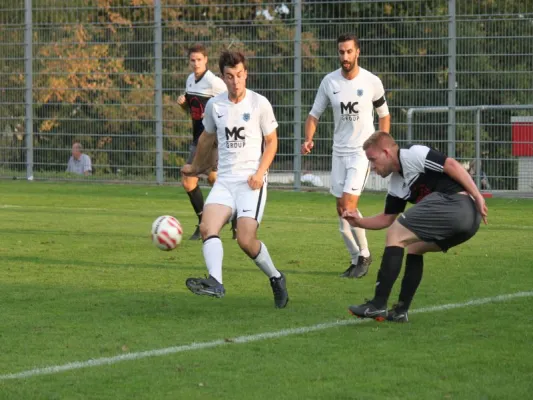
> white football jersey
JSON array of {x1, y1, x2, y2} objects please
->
[
  {"x1": 203, "y1": 89, "x2": 278, "y2": 182},
  {"x1": 309, "y1": 67, "x2": 387, "y2": 156}
]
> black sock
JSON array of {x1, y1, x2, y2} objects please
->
[
  {"x1": 398, "y1": 254, "x2": 424, "y2": 311},
  {"x1": 186, "y1": 186, "x2": 204, "y2": 224},
  {"x1": 372, "y1": 246, "x2": 404, "y2": 308}
]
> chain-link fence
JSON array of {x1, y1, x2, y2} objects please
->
[{"x1": 1, "y1": 1, "x2": 532, "y2": 193}]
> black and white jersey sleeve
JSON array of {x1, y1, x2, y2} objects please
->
[
  {"x1": 402, "y1": 145, "x2": 447, "y2": 175},
  {"x1": 384, "y1": 173, "x2": 408, "y2": 214}
]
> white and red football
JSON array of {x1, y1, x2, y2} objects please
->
[{"x1": 151, "y1": 215, "x2": 183, "y2": 251}]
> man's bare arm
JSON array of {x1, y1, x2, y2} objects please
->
[{"x1": 183, "y1": 131, "x2": 216, "y2": 175}]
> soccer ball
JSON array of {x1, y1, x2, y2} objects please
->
[{"x1": 151, "y1": 215, "x2": 183, "y2": 251}]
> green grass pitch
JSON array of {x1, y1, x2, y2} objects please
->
[{"x1": 0, "y1": 181, "x2": 532, "y2": 399}]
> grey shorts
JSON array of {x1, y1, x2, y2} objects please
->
[
  {"x1": 398, "y1": 192, "x2": 481, "y2": 252},
  {"x1": 186, "y1": 143, "x2": 218, "y2": 172}
]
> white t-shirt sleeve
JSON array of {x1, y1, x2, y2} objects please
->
[
  {"x1": 202, "y1": 99, "x2": 216, "y2": 134},
  {"x1": 309, "y1": 78, "x2": 330, "y2": 119},
  {"x1": 259, "y1": 98, "x2": 278, "y2": 136},
  {"x1": 372, "y1": 76, "x2": 386, "y2": 101},
  {"x1": 211, "y1": 76, "x2": 227, "y2": 96}
]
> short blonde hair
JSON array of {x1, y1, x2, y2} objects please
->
[{"x1": 363, "y1": 131, "x2": 397, "y2": 151}]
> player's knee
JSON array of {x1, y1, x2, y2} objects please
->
[
  {"x1": 386, "y1": 222, "x2": 404, "y2": 246},
  {"x1": 199, "y1": 221, "x2": 211, "y2": 240},
  {"x1": 386, "y1": 221, "x2": 418, "y2": 248},
  {"x1": 342, "y1": 196, "x2": 359, "y2": 212},
  {"x1": 236, "y1": 232, "x2": 257, "y2": 254},
  {"x1": 236, "y1": 234, "x2": 252, "y2": 251},
  {"x1": 347, "y1": 201, "x2": 359, "y2": 211},
  {"x1": 182, "y1": 175, "x2": 196, "y2": 192},
  {"x1": 207, "y1": 171, "x2": 217, "y2": 186}
]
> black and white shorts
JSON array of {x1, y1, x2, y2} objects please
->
[
  {"x1": 186, "y1": 143, "x2": 218, "y2": 172},
  {"x1": 398, "y1": 192, "x2": 481, "y2": 251}
]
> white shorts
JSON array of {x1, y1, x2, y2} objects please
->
[
  {"x1": 205, "y1": 179, "x2": 267, "y2": 223},
  {"x1": 330, "y1": 151, "x2": 370, "y2": 198}
]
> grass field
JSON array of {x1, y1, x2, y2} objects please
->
[{"x1": 0, "y1": 181, "x2": 532, "y2": 400}]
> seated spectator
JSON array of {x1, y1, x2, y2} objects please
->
[{"x1": 66, "y1": 142, "x2": 92, "y2": 176}]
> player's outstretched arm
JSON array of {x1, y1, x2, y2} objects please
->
[
  {"x1": 443, "y1": 157, "x2": 488, "y2": 224},
  {"x1": 342, "y1": 210, "x2": 397, "y2": 230},
  {"x1": 182, "y1": 131, "x2": 216, "y2": 176},
  {"x1": 301, "y1": 115, "x2": 318, "y2": 154},
  {"x1": 248, "y1": 130, "x2": 277, "y2": 190}
]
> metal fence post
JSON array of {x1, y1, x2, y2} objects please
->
[
  {"x1": 154, "y1": 0, "x2": 164, "y2": 184},
  {"x1": 406, "y1": 108, "x2": 415, "y2": 144},
  {"x1": 24, "y1": 0, "x2": 33, "y2": 180},
  {"x1": 448, "y1": 0, "x2": 456, "y2": 158},
  {"x1": 293, "y1": 0, "x2": 302, "y2": 190},
  {"x1": 475, "y1": 108, "x2": 481, "y2": 189}
]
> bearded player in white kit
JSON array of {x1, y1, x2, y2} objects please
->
[
  {"x1": 302, "y1": 33, "x2": 391, "y2": 279},
  {"x1": 182, "y1": 51, "x2": 289, "y2": 308}
]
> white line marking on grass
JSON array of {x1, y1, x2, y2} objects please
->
[{"x1": 1, "y1": 291, "x2": 531, "y2": 381}]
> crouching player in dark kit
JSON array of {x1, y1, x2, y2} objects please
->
[{"x1": 343, "y1": 131, "x2": 488, "y2": 322}]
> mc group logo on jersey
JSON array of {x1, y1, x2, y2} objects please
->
[
  {"x1": 340, "y1": 101, "x2": 359, "y2": 122},
  {"x1": 225, "y1": 126, "x2": 246, "y2": 148}
]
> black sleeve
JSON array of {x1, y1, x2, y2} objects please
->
[
  {"x1": 384, "y1": 194, "x2": 407, "y2": 215},
  {"x1": 424, "y1": 148, "x2": 447, "y2": 174}
]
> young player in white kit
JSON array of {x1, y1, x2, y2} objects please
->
[
  {"x1": 301, "y1": 33, "x2": 391, "y2": 279},
  {"x1": 181, "y1": 51, "x2": 289, "y2": 309}
]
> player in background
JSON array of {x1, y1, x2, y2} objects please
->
[
  {"x1": 302, "y1": 33, "x2": 391, "y2": 279},
  {"x1": 182, "y1": 51, "x2": 289, "y2": 309},
  {"x1": 344, "y1": 132, "x2": 487, "y2": 322},
  {"x1": 177, "y1": 44, "x2": 236, "y2": 240}
]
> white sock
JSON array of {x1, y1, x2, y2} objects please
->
[
  {"x1": 351, "y1": 210, "x2": 370, "y2": 258},
  {"x1": 253, "y1": 242, "x2": 281, "y2": 278},
  {"x1": 339, "y1": 216, "x2": 360, "y2": 264},
  {"x1": 202, "y1": 236, "x2": 223, "y2": 284}
]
